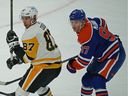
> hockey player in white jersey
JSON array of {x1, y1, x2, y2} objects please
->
[{"x1": 6, "y1": 6, "x2": 61, "y2": 96}]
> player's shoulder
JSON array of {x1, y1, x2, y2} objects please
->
[
  {"x1": 36, "y1": 22, "x2": 46, "y2": 30},
  {"x1": 32, "y1": 22, "x2": 47, "y2": 35},
  {"x1": 88, "y1": 17, "x2": 101, "y2": 25},
  {"x1": 88, "y1": 17, "x2": 106, "y2": 27},
  {"x1": 30, "y1": 22, "x2": 46, "y2": 31}
]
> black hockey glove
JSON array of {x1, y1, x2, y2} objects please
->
[
  {"x1": 6, "y1": 30, "x2": 20, "y2": 53},
  {"x1": 6, "y1": 56, "x2": 22, "y2": 69},
  {"x1": 67, "y1": 59, "x2": 76, "y2": 73}
]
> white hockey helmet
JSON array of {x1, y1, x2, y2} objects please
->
[{"x1": 21, "y1": 6, "x2": 38, "y2": 19}]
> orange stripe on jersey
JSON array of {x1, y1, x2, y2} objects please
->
[
  {"x1": 22, "y1": 66, "x2": 42, "y2": 91},
  {"x1": 100, "y1": 58, "x2": 116, "y2": 78},
  {"x1": 99, "y1": 43, "x2": 119, "y2": 62}
]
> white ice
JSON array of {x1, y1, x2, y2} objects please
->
[{"x1": 0, "y1": 0, "x2": 127, "y2": 96}]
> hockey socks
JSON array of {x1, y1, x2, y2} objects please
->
[
  {"x1": 95, "y1": 89, "x2": 108, "y2": 96},
  {"x1": 81, "y1": 86, "x2": 93, "y2": 96}
]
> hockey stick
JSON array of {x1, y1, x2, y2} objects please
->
[
  {"x1": 0, "y1": 91, "x2": 10, "y2": 96},
  {"x1": 0, "y1": 77, "x2": 22, "y2": 86},
  {"x1": 10, "y1": 0, "x2": 13, "y2": 60},
  {"x1": 0, "y1": 55, "x2": 77, "y2": 86},
  {"x1": 58, "y1": 55, "x2": 78, "y2": 63},
  {"x1": 10, "y1": 0, "x2": 13, "y2": 31},
  {"x1": 0, "y1": 56, "x2": 78, "y2": 95}
]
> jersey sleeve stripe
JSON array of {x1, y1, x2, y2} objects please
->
[
  {"x1": 77, "y1": 57, "x2": 89, "y2": 66},
  {"x1": 76, "y1": 59, "x2": 86, "y2": 67},
  {"x1": 78, "y1": 55, "x2": 91, "y2": 62}
]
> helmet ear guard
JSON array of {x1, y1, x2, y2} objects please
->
[{"x1": 31, "y1": 15, "x2": 37, "y2": 24}]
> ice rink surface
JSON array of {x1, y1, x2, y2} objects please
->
[{"x1": 0, "y1": 0, "x2": 127, "y2": 96}]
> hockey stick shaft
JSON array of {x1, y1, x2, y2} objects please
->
[
  {"x1": 10, "y1": 0, "x2": 13, "y2": 60},
  {"x1": 60, "y1": 55, "x2": 77, "y2": 63},
  {"x1": 0, "y1": 91, "x2": 9, "y2": 96},
  {"x1": 0, "y1": 56, "x2": 78, "y2": 95},
  {"x1": 5, "y1": 77, "x2": 22, "y2": 85},
  {"x1": 0, "y1": 55, "x2": 77, "y2": 86},
  {"x1": 0, "y1": 77, "x2": 22, "y2": 86},
  {"x1": 10, "y1": 0, "x2": 13, "y2": 31}
]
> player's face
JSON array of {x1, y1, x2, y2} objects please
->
[
  {"x1": 21, "y1": 16, "x2": 32, "y2": 29},
  {"x1": 70, "y1": 20, "x2": 83, "y2": 33}
]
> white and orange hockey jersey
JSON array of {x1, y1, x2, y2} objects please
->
[{"x1": 21, "y1": 22, "x2": 61, "y2": 67}]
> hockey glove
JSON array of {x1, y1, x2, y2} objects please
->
[
  {"x1": 6, "y1": 30, "x2": 20, "y2": 53},
  {"x1": 67, "y1": 59, "x2": 76, "y2": 73},
  {"x1": 6, "y1": 56, "x2": 22, "y2": 69}
]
